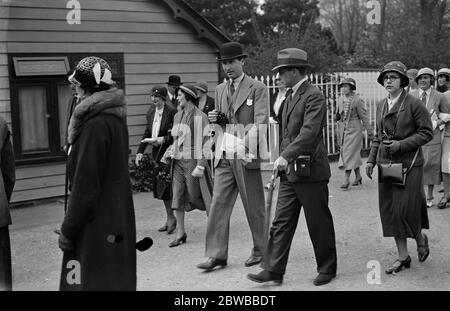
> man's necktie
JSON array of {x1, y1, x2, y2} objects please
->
[
  {"x1": 421, "y1": 92, "x2": 427, "y2": 105},
  {"x1": 230, "y1": 81, "x2": 235, "y2": 96}
]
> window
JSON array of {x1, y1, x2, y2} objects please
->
[{"x1": 9, "y1": 53, "x2": 124, "y2": 165}]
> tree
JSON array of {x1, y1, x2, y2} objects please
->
[{"x1": 184, "y1": 0, "x2": 260, "y2": 45}]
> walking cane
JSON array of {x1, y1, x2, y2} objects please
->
[
  {"x1": 209, "y1": 129, "x2": 215, "y2": 181},
  {"x1": 264, "y1": 168, "x2": 279, "y2": 242}
]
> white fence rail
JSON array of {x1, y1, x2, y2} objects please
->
[{"x1": 252, "y1": 71, "x2": 386, "y2": 161}]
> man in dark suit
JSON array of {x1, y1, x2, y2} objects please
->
[
  {"x1": 197, "y1": 42, "x2": 269, "y2": 271},
  {"x1": 136, "y1": 86, "x2": 177, "y2": 233},
  {"x1": 166, "y1": 75, "x2": 182, "y2": 110},
  {"x1": 247, "y1": 48, "x2": 337, "y2": 286}
]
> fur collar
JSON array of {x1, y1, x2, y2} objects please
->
[{"x1": 68, "y1": 87, "x2": 127, "y2": 144}]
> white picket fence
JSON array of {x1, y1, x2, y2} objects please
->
[{"x1": 252, "y1": 71, "x2": 387, "y2": 161}]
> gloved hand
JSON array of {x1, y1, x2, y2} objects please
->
[
  {"x1": 58, "y1": 232, "x2": 75, "y2": 252},
  {"x1": 383, "y1": 140, "x2": 400, "y2": 154},
  {"x1": 191, "y1": 166, "x2": 205, "y2": 177}
]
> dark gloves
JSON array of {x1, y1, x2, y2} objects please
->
[{"x1": 58, "y1": 232, "x2": 75, "y2": 252}]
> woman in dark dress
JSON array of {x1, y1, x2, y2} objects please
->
[{"x1": 366, "y1": 61, "x2": 433, "y2": 274}]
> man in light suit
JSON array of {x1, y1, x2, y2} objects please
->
[
  {"x1": 247, "y1": 48, "x2": 337, "y2": 286},
  {"x1": 410, "y1": 68, "x2": 450, "y2": 207},
  {"x1": 197, "y1": 42, "x2": 269, "y2": 271}
]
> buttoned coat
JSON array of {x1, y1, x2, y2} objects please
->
[
  {"x1": 280, "y1": 81, "x2": 331, "y2": 183},
  {"x1": 367, "y1": 90, "x2": 433, "y2": 167},
  {"x1": 137, "y1": 102, "x2": 176, "y2": 162},
  {"x1": 213, "y1": 75, "x2": 269, "y2": 169}
]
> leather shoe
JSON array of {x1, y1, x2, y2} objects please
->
[
  {"x1": 313, "y1": 273, "x2": 336, "y2": 286},
  {"x1": 167, "y1": 219, "x2": 177, "y2": 235},
  {"x1": 244, "y1": 255, "x2": 262, "y2": 267},
  {"x1": 417, "y1": 234, "x2": 430, "y2": 263},
  {"x1": 158, "y1": 224, "x2": 168, "y2": 232},
  {"x1": 247, "y1": 270, "x2": 283, "y2": 284},
  {"x1": 197, "y1": 258, "x2": 227, "y2": 272}
]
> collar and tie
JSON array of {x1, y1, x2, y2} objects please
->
[{"x1": 421, "y1": 92, "x2": 427, "y2": 105}]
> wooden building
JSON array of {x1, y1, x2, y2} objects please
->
[{"x1": 0, "y1": 0, "x2": 229, "y2": 203}]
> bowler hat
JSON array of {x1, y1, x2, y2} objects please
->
[
  {"x1": 437, "y1": 68, "x2": 450, "y2": 78},
  {"x1": 166, "y1": 75, "x2": 182, "y2": 86},
  {"x1": 217, "y1": 42, "x2": 248, "y2": 61},
  {"x1": 339, "y1": 78, "x2": 356, "y2": 90},
  {"x1": 272, "y1": 48, "x2": 312, "y2": 72},
  {"x1": 415, "y1": 67, "x2": 435, "y2": 83},
  {"x1": 150, "y1": 85, "x2": 167, "y2": 99},
  {"x1": 193, "y1": 81, "x2": 208, "y2": 93},
  {"x1": 178, "y1": 85, "x2": 198, "y2": 100},
  {"x1": 377, "y1": 61, "x2": 409, "y2": 88}
]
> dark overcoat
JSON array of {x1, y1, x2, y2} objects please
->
[
  {"x1": 60, "y1": 88, "x2": 136, "y2": 290},
  {"x1": 137, "y1": 102, "x2": 176, "y2": 162},
  {"x1": 367, "y1": 90, "x2": 433, "y2": 238}
]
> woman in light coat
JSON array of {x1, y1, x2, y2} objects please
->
[{"x1": 336, "y1": 78, "x2": 371, "y2": 189}]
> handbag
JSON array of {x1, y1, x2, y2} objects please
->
[
  {"x1": 378, "y1": 93, "x2": 418, "y2": 187},
  {"x1": 153, "y1": 144, "x2": 173, "y2": 200},
  {"x1": 378, "y1": 149, "x2": 418, "y2": 186}
]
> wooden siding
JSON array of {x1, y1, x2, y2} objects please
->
[{"x1": 1, "y1": 0, "x2": 222, "y2": 203}]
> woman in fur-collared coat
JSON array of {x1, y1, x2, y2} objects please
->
[{"x1": 59, "y1": 56, "x2": 136, "y2": 291}]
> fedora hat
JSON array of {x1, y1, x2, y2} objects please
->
[
  {"x1": 166, "y1": 75, "x2": 182, "y2": 86},
  {"x1": 272, "y1": 48, "x2": 312, "y2": 71},
  {"x1": 415, "y1": 67, "x2": 435, "y2": 83},
  {"x1": 377, "y1": 61, "x2": 409, "y2": 88},
  {"x1": 150, "y1": 85, "x2": 167, "y2": 99},
  {"x1": 339, "y1": 77, "x2": 356, "y2": 90},
  {"x1": 217, "y1": 42, "x2": 248, "y2": 61}
]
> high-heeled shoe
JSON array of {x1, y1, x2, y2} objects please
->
[
  {"x1": 340, "y1": 182, "x2": 350, "y2": 190},
  {"x1": 158, "y1": 224, "x2": 168, "y2": 232},
  {"x1": 169, "y1": 233, "x2": 187, "y2": 247},
  {"x1": 417, "y1": 233, "x2": 430, "y2": 262},
  {"x1": 352, "y1": 178, "x2": 362, "y2": 186},
  {"x1": 385, "y1": 256, "x2": 411, "y2": 274}
]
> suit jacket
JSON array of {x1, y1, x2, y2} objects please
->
[
  {"x1": 367, "y1": 90, "x2": 433, "y2": 168},
  {"x1": 280, "y1": 81, "x2": 331, "y2": 183},
  {"x1": 137, "y1": 102, "x2": 176, "y2": 162},
  {"x1": 214, "y1": 75, "x2": 269, "y2": 169},
  {"x1": 200, "y1": 95, "x2": 215, "y2": 115},
  {"x1": 410, "y1": 88, "x2": 450, "y2": 145}
]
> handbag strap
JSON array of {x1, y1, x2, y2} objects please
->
[{"x1": 405, "y1": 148, "x2": 420, "y2": 173}]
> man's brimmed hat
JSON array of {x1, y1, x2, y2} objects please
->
[
  {"x1": 339, "y1": 78, "x2": 356, "y2": 90},
  {"x1": 415, "y1": 67, "x2": 435, "y2": 83},
  {"x1": 151, "y1": 85, "x2": 167, "y2": 99},
  {"x1": 178, "y1": 85, "x2": 198, "y2": 99},
  {"x1": 166, "y1": 75, "x2": 182, "y2": 86},
  {"x1": 217, "y1": 42, "x2": 248, "y2": 61},
  {"x1": 377, "y1": 61, "x2": 409, "y2": 88},
  {"x1": 272, "y1": 48, "x2": 312, "y2": 72}
]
